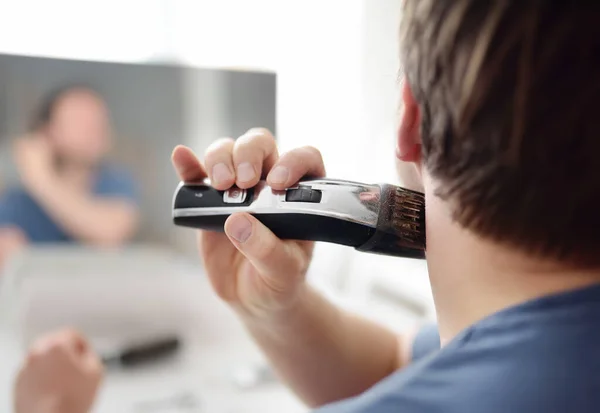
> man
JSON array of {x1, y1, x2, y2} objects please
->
[
  {"x1": 0, "y1": 85, "x2": 139, "y2": 262},
  {"x1": 1, "y1": 87, "x2": 123, "y2": 413},
  {"x1": 13, "y1": 329, "x2": 103, "y2": 413},
  {"x1": 171, "y1": 1, "x2": 600, "y2": 412}
]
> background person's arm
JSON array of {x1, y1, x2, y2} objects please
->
[{"x1": 28, "y1": 177, "x2": 139, "y2": 246}]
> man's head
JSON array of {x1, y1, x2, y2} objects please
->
[
  {"x1": 396, "y1": 1, "x2": 600, "y2": 267},
  {"x1": 33, "y1": 85, "x2": 112, "y2": 167}
]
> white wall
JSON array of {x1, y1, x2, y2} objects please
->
[
  {"x1": 167, "y1": 0, "x2": 368, "y2": 177},
  {"x1": 0, "y1": 0, "x2": 167, "y2": 62}
]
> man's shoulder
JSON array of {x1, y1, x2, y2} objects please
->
[
  {"x1": 315, "y1": 319, "x2": 600, "y2": 413},
  {"x1": 94, "y1": 163, "x2": 138, "y2": 198},
  {"x1": 0, "y1": 186, "x2": 45, "y2": 232},
  {"x1": 0, "y1": 186, "x2": 34, "y2": 207},
  {"x1": 97, "y1": 163, "x2": 135, "y2": 184}
]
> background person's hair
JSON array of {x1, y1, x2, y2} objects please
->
[
  {"x1": 30, "y1": 84, "x2": 101, "y2": 132},
  {"x1": 400, "y1": 1, "x2": 600, "y2": 266}
]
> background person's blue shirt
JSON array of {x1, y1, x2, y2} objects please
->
[
  {"x1": 315, "y1": 283, "x2": 600, "y2": 413},
  {"x1": 0, "y1": 164, "x2": 137, "y2": 243}
]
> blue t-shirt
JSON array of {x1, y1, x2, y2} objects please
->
[
  {"x1": 315, "y1": 283, "x2": 600, "y2": 413},
  {"x1": 0, "y1": 164, "x2": 137, "y2": 243}
]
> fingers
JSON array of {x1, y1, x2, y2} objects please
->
[
  {"x1": 232, "y1": 128, "x2": 279, "y2": 189},
  {"x1": 82, "y1": 349, "x2": 104, "y2": 378},
  {"x1": 266, "y1": 146, "x2": 326, "y2": 190},
  {"x1": 178, "y1": 129, "x2": 324, "y2": 193},
  {"x1": 203, "y1": 138, "x2": 236, "y2": 190},
  {"x1": 173, "y1": 128, "x2": 325, "y2": 198},
  {"x1": 175, "y1": 129, "x2": 279, "y2": 191},
  {"x1": 28, "y1": 328, "x2": 91, "y2": 362},
  {"x1": 62, "y1": 328, "x2": 93, "y2": 357},
  {"x1": 171, "y1": 145, "x2": 207, "y2": 182},
  {"x1": 55, "y1": 329, "x2": 103, "y2": 376},
  {"x1": 224, "y1": 213, "x2": 305, "y2": 288}
]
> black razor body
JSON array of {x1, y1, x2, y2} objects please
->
[{"x1": 172, "y1": 178, "x2": 425, "y2": 259}]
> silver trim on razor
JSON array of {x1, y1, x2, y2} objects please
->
[{"x1": 171, "y1": 178, "x2": 382, "y2": 228}]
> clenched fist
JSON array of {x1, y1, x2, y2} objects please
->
[{"x1": 14, "y1": 329, "x2": 103, "y2": 413}]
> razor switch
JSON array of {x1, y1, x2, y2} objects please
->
[
  {"x1": 285, "y1": 188, "x2": 322, "y2": 203},
  {"x1": 224, "y1": 188, "x2": 247, "y2": 203}
]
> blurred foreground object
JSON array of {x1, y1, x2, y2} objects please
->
[
  {"x1": 14, "y1": 328, "x2": 103, "y2": 413},
  {"x1": 0, "y1": 245, "x2": 199, "y2": 352}
]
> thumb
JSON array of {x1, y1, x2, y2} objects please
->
[{"x1": 224, "y1": 213, "x2": 304, "y2": 284}]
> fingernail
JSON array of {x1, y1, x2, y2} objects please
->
[
  {"x1": 237, "y1": 162, "x2": 256, "y2": 183},
  {"x1": 269, "y1": 166, "x2": 289, "y2": 185},
  {"x1": 212, "y1": 163, "x2": 233, "y2": 184},
  {"x1": 228, "y1": 215, "x2": 252, "y2": 243}
]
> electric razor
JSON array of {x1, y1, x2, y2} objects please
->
[{"x1": 172, "y1": 178, "x2": 426, "y2": 259}]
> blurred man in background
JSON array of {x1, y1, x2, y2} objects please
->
[
  {"x1": 0, "y1": 86, "x2": 139, "y2": 266},
  {"x1": 13, "y1": 329, "x2": 103, "y2": 413}
]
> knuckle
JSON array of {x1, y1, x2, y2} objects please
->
[
  {"x1": 279, "y1": 148, "x2": 304, "y2": 163},
  {"x1": 59, "y1": 328, "x2": 83, "y2": 343},
  {"x1": 26, "y1": 349, "x2": 42, "y2": 364},
  {"x1": 246, "y1": 127, "x2": 275, "y2": 140},
  {"x1": 46, "y1": 341, "x2": 65, "y2": 355},
  {"x1": 205, "y1": 138, "x2": 234, "y2": 159},
  {"x1": 236, "y1": 130, "x2": 276, "y2": 154},
  {"x1": 301, "y1": 145, "x2": 324, "y2": 162},
  {"x1": 60, "y1": 327, "x2": 81, "y2": 337},
  {"x1": 278, "y1": 146, "x2": 324, "y2": 175}
]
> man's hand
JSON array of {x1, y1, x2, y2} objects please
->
[
  {"x1": 0, "y1": 226, "x2": 27, "y2": 269},
  {"x1": 172, "y1": 129, "x2": 414, "y2": 407},
  {"x1": 14, "y1": 329, "x2": 104, "y2": 413},
  {"x1": 172, "y1": 128, "x2": 325, "y2": 322},
  {"x1": 13, "y1": 135, "x2": 56, "y2": 192}
]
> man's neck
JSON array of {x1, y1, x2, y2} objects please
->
[{"x1": 424, "y1": 186, "x2": 600, "y2": 345}]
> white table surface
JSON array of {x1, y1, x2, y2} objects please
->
[{"x1": 0, "y1": 257, "x2": 306, "y2": 413}]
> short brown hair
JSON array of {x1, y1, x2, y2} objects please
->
[{"x1": 400, "y1": 1, "x2": 600, "y2": 266}]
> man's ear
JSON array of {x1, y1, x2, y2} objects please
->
[{"x1": 397, "y1": 79, "x2": 422, "y2": 163}]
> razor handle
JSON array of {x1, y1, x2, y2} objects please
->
[{"x1": 172, "y1": 179, "x2": 425, "y2": 259}]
